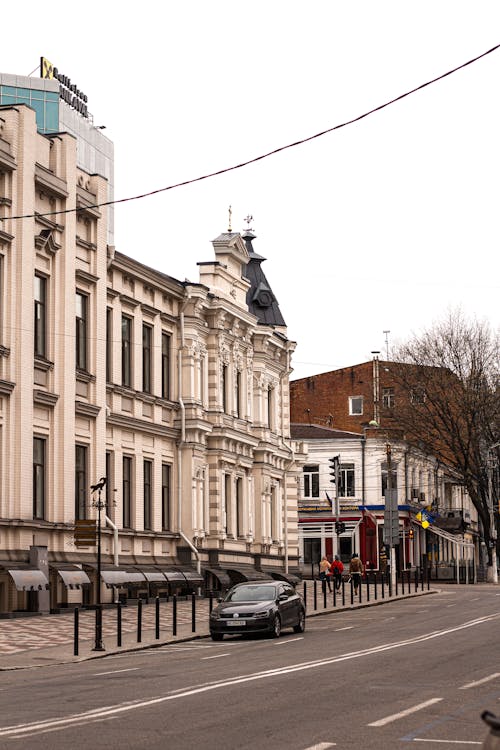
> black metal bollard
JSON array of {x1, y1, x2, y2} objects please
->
[
  {"x1": 350, "y1": 577, "x2": 354, "y2": 605},
  {"x1": 209, "y1": 593, "x2": 214, "y2": 613},
  {"x1": 313, "y1": 579, "x2": 318, "y2": 611},
  {"x1": 401, "y1": 571, "x2": 405, "y2": 595},
  {"x1": 191, "y1": 592, "x2": 196, "y2": 633},
  {"x1": 381, "y1": 572, "x2": 385, "y2": 599},
  {"x1": 342, "y1": 578, "x2": 345, "y2": 607},
  {"x1": 303, "y1": 581, "x2": 307, "y2": 611},
  {"x1": 73, "y1": 607, "x2": 79, "y2": 656},
  {"x1": 172, "y1": 594, "x2": 177, "y2": 636},
  {"x1": 117, "y1": 601, "x2": 122, "y2": 647},
  {"x1": 333, "y1": 582, "x2": 336, "y2": 607},
  {"x1": 155, "y1": 596, "x2": 160, "y2": 640},
  {"x1": 415, "y1": 569, "x2": 418, "y2": 593},
  {"x1": 358, "y1": 576, "x2": 362, "y2": 604},
  {"x1": 427, "y1": 569, "x2": 430, "y2": 590},
  {"x1": 323, "y1": 581, "x2": 327, "y2": 609},
  {"x1": 374, "y1": 572, "x2": 378, "y2": 600},
  {"x1": 137, "y1": 598, "x2": 143, "y2": 643},
  {"x1": 407, "y1": 570, "x2": 411, "y2": 592},
  {"x1": 395, "y1": 571, "x2": 399, "y2": 596},
  {"x1": 366, "y1": 574, "x2": 370, "y2": 602}
]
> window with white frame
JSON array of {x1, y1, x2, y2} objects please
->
[
  {"x1": 338, "y1": 463, "x2": 355, "y2": 497},
  {"x1": 75, "y1": 291, "x2": 88, "y2": 371},
  {"x1": 382, "y1": 387, "x2": 395, "y2": 408},
  {"x1": 303, "y1": 465, "x2": 320, "y2": 498},
  {"x1": 349, "y1": 396, "x2": 363, "y2": 415}
]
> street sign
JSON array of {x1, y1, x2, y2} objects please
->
[
  {"x1": 383, "y1": 489, "x2": 399, "y2": 546},
  {"x1": 74, "y1": 519, "x2": 96, "y2": 547}
]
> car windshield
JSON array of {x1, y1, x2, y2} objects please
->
[{"x1": 225, "y1": 585, "x2": 276, "y2": 602}]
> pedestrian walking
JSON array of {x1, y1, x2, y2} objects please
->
[
  {"x1": 349, "y1": 552, "x2": 363, "y2": 594},
  {"x1": 319, "y1": 555, "x2": 332, "y2": 592},
  {"x1": 330, "y1": 555, "x2": 344, "y2": 590}
]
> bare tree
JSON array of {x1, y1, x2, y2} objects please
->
[{"x1": 390, "y1": 310, "x2": 499, "y2": 578}]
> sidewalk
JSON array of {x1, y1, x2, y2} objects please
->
[{"x1": 0, "y1": 588, "x2": 437, "y2": 671}]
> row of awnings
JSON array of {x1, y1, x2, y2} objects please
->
[
  {"x1": 0, "y1": 563, "x2": 203, "y2": 591},
  {"x1": 0, "y1": 563, "x2": 300, "y2": 592}
]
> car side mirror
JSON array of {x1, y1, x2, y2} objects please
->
[{"x1": 278, "y1": 593, "x2": 288, "y2": 602}]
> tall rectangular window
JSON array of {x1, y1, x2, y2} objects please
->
[
  {"x1": 161, "y1": 332, "x2": 170, "y2": 399},
  {"x1": 222, "y1": 365, "x2": 228, "y2": 413},
  {"x1": 267, "y1": 387, "x2": 273, "y2": 428},
  {"x1": 121, "y1": 315, "x2": 132, "y2": 387},
  {"x1": 123, "y1": 456, "x2": 132, "y2": 528},
  {"x1": 75, "y1": 291, "x2": 88, "y2": 370},
  {"x1": 143, "y1": 459, "x2": 152, "y2": 530},
  {"x1": 75, "y1": 445, "x2": 88, "y2": 520},
  {"x1": 142, "y1": 324, "x2": 152, "y2": 393},
  {"x1": 303, "y1": 465, "x2": 320, "y2": 498},
  {"x1": 236, "y1": 477, "x2": 243, "y2": 537},
  {"x1": 106, "y1": 308, "x2": 112, "y2": 382},
  {"x1": 224, "y1": 474, "x2": 231, "y2": 535},
  {"x1": 33, "y1": 437, "x2": 46, "y2": 519},
  {"x1": 338, "y1": 464, "x2": 355, "y2": 497},
  {"x1": 106, "y1": 451, "x2": 113, "y2": 518},
  {"x1": 34, "y1": 274, "x2": 47, "y2": 357},
  {"x1": 235, "y1": 371, "x2": 242, "y2": 418},
  {"x1": 162, "y1": 463, "x2": 171, "y2": 531},
  {"x1": 382, "y1": 387, "x2": 395, "y2": 409}
]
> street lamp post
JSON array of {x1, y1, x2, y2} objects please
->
[{"x1": 90, "y1": 477, "x2": 106, "y2": 652}]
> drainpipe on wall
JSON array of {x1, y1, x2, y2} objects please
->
[
  {"x1": 361, "y1": 435, "x2": 366, "y2": 501},
  {"x1": 105, "y1": 515, "x2": 119, "y2": 567},
  {"x1": 177, "y1": 308, "x2": 201, "y2": 574}
]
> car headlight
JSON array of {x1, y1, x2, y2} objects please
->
[{"x1": 254, "y1": 610, "x2": 270, "y2": 618}]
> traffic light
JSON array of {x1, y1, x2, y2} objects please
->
[
  {"x1": 409, "y1": 528, "x2": 414, "y2": 540},
  {"x1": 335, "y1": 521, "x2": 346, "y2": 534},
  {"x1": 328, "y1": 457, "x2": 337, "y2": 485}
]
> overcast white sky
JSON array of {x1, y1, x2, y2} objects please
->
[{"x1": 4, "y1": 1, "x2": 500, "y2": 380}]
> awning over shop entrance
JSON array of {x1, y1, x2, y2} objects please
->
[
  {"x1": 50, "y1": 564, "x2": 90, "y2": 589},
  {"x1": 178, "y1": 568, "x2": 203, "y2": 584},
  {"x1": 7, "y1": 568, "x2": 49, "y2": 591},
  {"x1": 98, "y1": 569, "x2": 147, "y2": 587},
  {"x1": 222, "y1": 567, "x2": 273, "y2": 583},
  {"x1": 204, "y1": 568, "x2": 232, "y2": 589}
]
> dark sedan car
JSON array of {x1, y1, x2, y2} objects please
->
[{"x1": 209, "y1": 580, "x2": 305, "y2": 640}]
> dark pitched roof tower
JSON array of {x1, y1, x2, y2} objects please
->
[{"x1": 243, "y1": 227, "x2": 286, "y2": 327}]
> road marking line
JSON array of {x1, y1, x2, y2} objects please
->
[
  {"x1": 334, "y1": 626, "x2": 353, "y2": 631},
  {"x1": 368, "y1": 698, "x2": 442, "y2": 727},
  {"x1": 411, "y1": 739, "x2": 481, "y2": 745},
  {"x1": 2, "y1": 613, "x2": 499, "y2": 739},
  {"x1": 303, "y1": 743, "x2": 336, "y2": 749},
  {"x1": 446, "y1": 604, "x2": 456, "y2": 608},
  {"x1": 274, "y1": 637, "x2": 304, "y2": 645},
  {"x1": 93, "y1": 668, "x2": 139, "y2": 676},
  {"x1": 459, "y1": 672, "x2": 500, "y2": 690},
  {"x1": 202, "y1": 654, "x2": 230, "y2": 660}
]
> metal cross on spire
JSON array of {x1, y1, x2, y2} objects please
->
[
  {"x1": 228, "y1": 205, "x2": 232, "y2": 233},
  {"x1": 244, "y1": 214, "x2": 253, "y2": 229}
]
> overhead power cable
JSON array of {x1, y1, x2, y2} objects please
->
[{"x1": 2, "y1": 42, "x2": 499, "y2": 223}]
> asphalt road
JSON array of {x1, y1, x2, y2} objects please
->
[{"x1": 1, "y1": 586, "x2": 499, "y2": 749}]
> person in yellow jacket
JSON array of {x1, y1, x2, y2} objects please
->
[{"x1": 349, "y1": 552, "x2": 363, "y2": 594}]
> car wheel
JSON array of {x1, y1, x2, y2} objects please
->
[
  {"x1": 211, "y1": 632, "x2": 223, "y2": 641},
  {"x1": 293, "y1": 608, "x2": 306, "y2": 633},
  {"x1": 271, "y1": 615, "x2": 281, "y2": 638}
]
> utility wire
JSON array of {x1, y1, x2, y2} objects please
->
[{"x1": 2, "y1": 42, "x2": 499, "y2": 224}]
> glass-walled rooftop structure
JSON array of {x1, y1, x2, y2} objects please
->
[{"x1": 0, "y1": 84, "x2": 59, "y2": 133}]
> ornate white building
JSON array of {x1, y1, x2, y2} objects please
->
[{"x1": 0, "y1": 88, "x2": 302, "y2": 615}]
